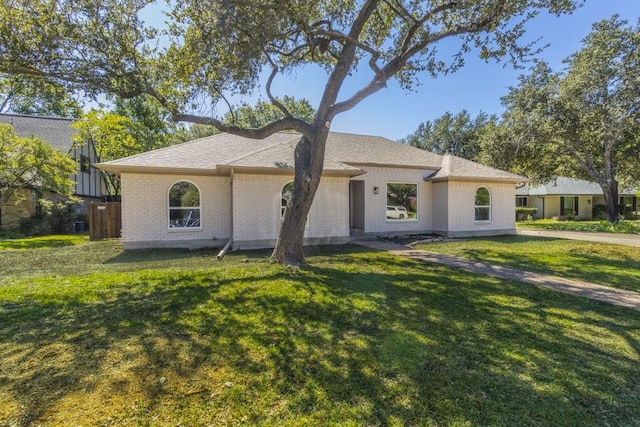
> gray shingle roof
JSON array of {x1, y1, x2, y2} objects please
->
[
  {"x1": 426, "y1": 154, "x2": 528, "y2": 183},
  {"x1": 517, "y1": 177, "x2": 638, "y2": 196},
  {"x1": 325, "y1": 132, "x2": 443, "y2": 169},
  {"x1": 98, "y1": 131, "x2": 526, "y2": 182},
  {"x1": 0, "y1": 113, "x2": 77, "y2": 152},
  {"x1": 225, "y1": 138, "x2": 361, "y2": 174}
]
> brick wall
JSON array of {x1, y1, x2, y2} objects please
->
[
  {"x1": 118, "y1": 170, "x2": 518, "y2": 249},
  {"x1": 0, "y1": 189, "x2": 36, "y2": 227},
  {"x1": 120, "y1": 173, "x2": 231, "y2": 248},
  {"x1": 353, "y1": 166, "x2": 434, "y2": 234},
  {"x1": 232, "y1": 173, "x2": 350, "y2": 248},
  {"x1": 446, "y1": 181, "x2": 516, "y2": 235}
]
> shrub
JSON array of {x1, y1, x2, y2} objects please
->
[
  {"x1": 15, "y1": 198, "x2": 81, "y2": 236},
  {"x1": 515, "y1": 207, "x2": 537, "y2": 222},
  {"x1": 592, "y1": 204, "x2": 607, "y2": 220},
  {"x1": 17, "y1": 213, "x2": 51, "y2": 236}
]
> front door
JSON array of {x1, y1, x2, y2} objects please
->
[{"x1": 349, "y1": 180, "x2": 365, "y2": 230}]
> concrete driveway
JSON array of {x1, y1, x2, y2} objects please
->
[{"x1": 517, "y1": 228, "x2": 640, "y2": 247}]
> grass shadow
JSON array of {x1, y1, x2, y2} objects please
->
[
  {"x1": 1, "y1": 246, "x2": 639, "y2": 425},
  {"x1": 417, "y1": 235, "x2": 640, "y2": 292}
]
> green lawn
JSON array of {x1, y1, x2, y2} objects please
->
[
  {"x1": 518, "y1": 219, "x2": 640, "y2": 234},
  {"x1": 1, "y1": 237, "x2": 639, "y2": 426},
  {"x1": 415, "y1": 235, "x2": 640, "y2": 293}
]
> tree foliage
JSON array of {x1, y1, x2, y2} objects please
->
[
  {"x1": 224, "y1": 96, "x2": 315, "y2": 129},
  {"x1": 400, "y1": 110, "x2": 494, "y2": 160},
  {"x1": 0, "y1": 0, "x2": 579, "y2": 263},
  {"x1": 480, "y1": 16, "x2": 640, "y2": 222},
  {"x1": 170, "y1": 96, "x2": 315, "y2": 143},
  {"x1": 112, "y1": 95, "x2": 173, "y2": 151},
  {"x1": 72, "y1": 110, "x2": 142, "y2": 195},
  {"x1": 0, "y1": 74, "x2": 82, "y2": 117},
  {"x1": 0, "y1": 123, "x2": 76, "y2": 205}
]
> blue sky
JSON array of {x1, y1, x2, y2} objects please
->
[
  {"x1": 250, "y1": 1, "x2": 640, "y2": 141},
  {"x1": 140, "y1": 2, "x2": 640, "y2": 141}
]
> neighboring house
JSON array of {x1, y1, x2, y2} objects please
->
[
  {"x1": 516, "y1": 177, "x2": 638, "y2": 219},
  {"x1": 0, "y1": 113, "x2": 104, "y2": 228},
  {"x1": 97, "y1": 131, "x2": 527, "y2": 250}
]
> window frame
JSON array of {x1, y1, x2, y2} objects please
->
[
  {"x1": 80, "y1": 155, "x2": 91, "y2": 173},
  {"x1": 474, "y1": 186, "x2": 491, "y2": 222},
  {"x1": 385, "y1": 182, "x2": 419, "y2": 222},
  {"x1": 516, "y1": 196, "x2": 528, "y2": 207},
  {"x1": 168, "y1": 180, "x2": 202, "y2": 230},
  {"x1": 560, "y1": 196, "x2": 578, "y2": 217}
]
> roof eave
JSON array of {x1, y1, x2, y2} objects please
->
[
  {"x1": 95, "y1": 163, "x2": 222, "y2": 176},
  {"x1": 218, "y1": 165, "x2": 366, "y2": 177},
  {"x1": 426, "y1": 175, "x2": 530, "y2": 184},
  {"x1": 344, "y1": 162, "x2": 441, "y2": 170}
]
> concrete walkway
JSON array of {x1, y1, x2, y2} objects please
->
[
  {"x1": 355, "y1": 239, "x2": 640, "y2": 311},
  {"x1": 517, "y1": 228, "x2": 640, "y2": 247}
]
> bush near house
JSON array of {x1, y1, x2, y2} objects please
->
[
  {"x1": 515, "y1": 207, "x2": 537, "y2": 221},
  {"x1": 518, "y1": 219, "x2": 640, "y2": 234}
]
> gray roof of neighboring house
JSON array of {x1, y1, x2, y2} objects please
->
[
  {"x1": 516, "y1": 177, "x2": 638, "y2": 196},
  {"x1": 97, "y1": 131, "x2": 528, "y2": 182},
  {"x1": 0, "y1": 113, "x2": 77, "y2": 152}
]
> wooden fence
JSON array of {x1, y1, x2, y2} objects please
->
[{"x1": 89, "y1": 202, "x2": 121, "y2": 241}]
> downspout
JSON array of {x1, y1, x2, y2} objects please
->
[
  {"x1": 218, "y1": 168, "x2": 234, "y2": 261},
  {"x1": 229, "y1": 167, "x2": 234, "y2": 250},
  {"x1": 217, "y1": 239, "x2": 232, "y2": 260}
]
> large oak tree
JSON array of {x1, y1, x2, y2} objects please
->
[
  {"x1": 0, "y1": 0, "x2": 578, "y2": 263},
  {"x1": 479, "y1": 16, "x2": 640, "y2": 222}
]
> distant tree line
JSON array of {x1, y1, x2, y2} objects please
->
[{"x1": 401, "y1": 16, "x2": 640, "y2": 222}]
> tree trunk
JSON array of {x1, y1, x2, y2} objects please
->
[
  {"x1": 271, "y1": 130, "x2": 328, "y2": 265},
  {"x1": 600, "y1": 179, "x2": 619, "y2": 223}
]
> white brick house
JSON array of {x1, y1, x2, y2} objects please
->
[{"x1": 97, "y1": 132, "x2": 527, "y2": 250}]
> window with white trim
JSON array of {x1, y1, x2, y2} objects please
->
[
  {"x1": 386, "y1": 183, "x2": 418, "y2": 220},
  {"x1": 475, "y1": 187, "x2": 491, "y2": 221},
  {"x1": 169, "y1": 181, "x2": 201, "y2": 228}
]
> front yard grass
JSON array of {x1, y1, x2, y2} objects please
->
[
  {"x1": 414, "y1": 235, "x2": 640, "y2": 293},
  {"x1": 1, "y1": 238, "x2": 639, "y2": 425}
]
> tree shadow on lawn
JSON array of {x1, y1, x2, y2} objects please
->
[
  {"x1": 103, "y1": 247, "x2": 272, "y2": 264},
  {"x1": 1, "y1": 252, "x2": 639, "y2": 425},
  {"x1": 447, "y1": 246, "x2": 640, "y2": 292}
]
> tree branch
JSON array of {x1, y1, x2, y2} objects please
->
[
  {"x1": 399, "y1": 1, "x2": 459, "y2": 53},
  {"x1": 172, "y1": 113, "x2": 313, "y2": 140},
  {"x1": 330, "y1": 2, "x2": 509, "y2": 118},
  {"x1": 264, "y1": 53, "x2": 292, "y2": 118},
  {"x1": 315, "y1": 0, "x2": 381, "y2": 121},
  {"x1": 382, "y1": 0, "x2": 417, "y2": 25}
]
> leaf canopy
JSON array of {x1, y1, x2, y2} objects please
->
[
  {"x1": 0, "y1": 123, "x2": 76, "y2": 204},
  {"x1": 0, "y1": 0, "x2": 579, "y2": 132}
]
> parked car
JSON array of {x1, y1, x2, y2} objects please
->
[{"x1": 387, "y1": 206, "x2": 408, "y2": 219}]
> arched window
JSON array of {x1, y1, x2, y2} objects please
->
[
  {"x1": 169, "y1": 181, "x2": 201, "y2": 228},
  {"x1": 475, "y1": 187, "x2": 491, "y2": 221}
]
